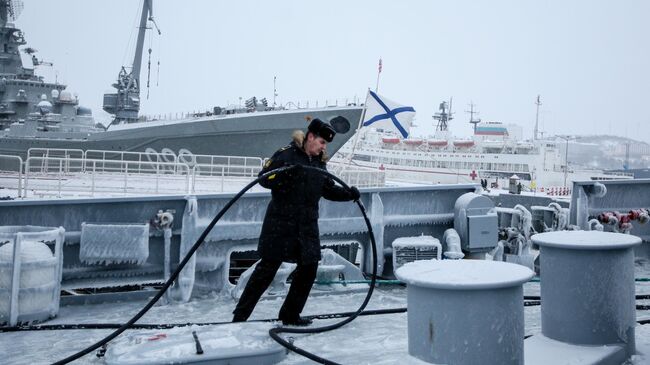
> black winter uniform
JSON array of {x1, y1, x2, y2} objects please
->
[
  {"x1": 233, "y1": 136, "x2": 353, "y2": 323},
  {"x1": 257, "y1": 140, "x2": 353, "y2": 265}
]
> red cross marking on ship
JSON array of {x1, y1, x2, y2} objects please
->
[{"x1": 469, "y1": 170, "x2": 477, "y2": 180}]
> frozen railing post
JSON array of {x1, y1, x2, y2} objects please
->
[
  {"x1": 531, "y1": 231, "x2": 641, "y2": 360},
  {"x1": 395, "y1": 260, "x2": 533, "y2": 365}
]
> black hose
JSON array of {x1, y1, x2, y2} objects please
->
[
  {"x1": 2, "y1": 308, "x2": 408, "y2": 333},
  {"x1": 51, "y1": 165, "x2": 374, "y2": 364},
  {"x1": 37, "y1": 163, "x2": 650, "y2": 363},
  {"x1": 51, "y1": 166, "x2": 290, "y2": 364},
  {"x1": 8, "y1": 291, "x2": 650, "y2": 334},
  {"x1": 268, "y1": 194, "x2": 378, "y2": 365}
]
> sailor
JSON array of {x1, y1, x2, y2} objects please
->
[{"x1": 232, "y1": 118, "x2": 360, "y2": 326}]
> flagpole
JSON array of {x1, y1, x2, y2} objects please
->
[
  {"x1": 375, "y1": 58, "x2": 382, "y2": 93},
  {"x1": 340, "y1": 89, "x2": 370, "y2": 172}
]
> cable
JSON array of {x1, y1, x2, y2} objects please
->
[
  {"x1": 268, "y1": 178, "x2": 378, "y2": 365},
  {"x1": 6, "y1": 295, "x2": 650, "y2": 334},
  {"x1": 51, "y1": 165, "x2": 372, "y2": 364},
  {"x1": 52, "y1": 166, "x2": 291, "y2": 364},
  {"x1": 39, "y1": 164, "x2": 650, "y2": 363},
  {"x1": 1, "y1": 308, "x2": 408, "y2": 333}
]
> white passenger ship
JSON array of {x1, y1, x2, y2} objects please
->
[{"x1": 335, "y1": 101, "x2": 629, "y2": 191}]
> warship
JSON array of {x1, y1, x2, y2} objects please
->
[{"x1": 0, "y1": 0, "x2": 363, "y2": 171}]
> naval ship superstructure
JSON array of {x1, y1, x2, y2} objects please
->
[{"x1": 0, "y1": 0, "x2": 363, "y2": 170}]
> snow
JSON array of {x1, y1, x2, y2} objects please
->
[
  {"x1": 395, "y1": 259, "x2": 534, "y2": 290},
  {"x1": 532, "y1": 231, "x2": 642, "y2": 250},
  {"x1": 392, "y1": 235, "x2": 440, "y2": 249},
  {"x1": 0, "y1": 242, "x2": 56, "y2": 288},
  {"x1": 0, "y1": 280, "x2": 649, "y2": 364},
  {"x1": 104, "y1": 323, "x2": 284, "y2": 365},
  {"x1": 0, "y1": 240, "x2": 59, "y2": 324},
  {"x1": 0, "y1": 240, "x2": 53, "y2": 264},
  {"x1": 524, "y1": 335, "x2": 626, "y2": 365}
]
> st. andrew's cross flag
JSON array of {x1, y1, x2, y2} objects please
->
[{"x1": 362, "y1": 90, "x2": 415, "y2": 138}]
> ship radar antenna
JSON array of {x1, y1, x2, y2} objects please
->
[
  {"x1": 466, "y1": 101, "x2": 481, "y2": 133},
  {"x1": 0, "y1": 0, "x2": 23, "y2": 28},
  {"x1": 273, "y1": 76, "x2": 278, "y2": 107},
  {"x1": 433, "y1": 98, "x2": 454, "y2": 132}
]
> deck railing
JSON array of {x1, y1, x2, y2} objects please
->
[
  {"x1": 3, "y1": 148, "x2": 383, "y2": 198},
  {"x1": 0, "y1": 155, "x2": 23, "y2": 197}
]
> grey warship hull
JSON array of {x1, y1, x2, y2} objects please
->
[
  {"x1": 0, "y1": 105, "x2": 363, "y2": 166},
  {"x1": 0, "y1": 1, "x2": 364, "y2": 170}
]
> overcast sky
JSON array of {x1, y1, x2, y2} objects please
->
[{"x1": 18, "y1": 0, "x2": 650, "y2": 142}]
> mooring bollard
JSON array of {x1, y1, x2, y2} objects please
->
[
  {"x1": 532, "y1": 231, "x2": 641, "y2": 358},
  {"x1": 395, "y1": 260, "x2": 533, "y2": 365}
]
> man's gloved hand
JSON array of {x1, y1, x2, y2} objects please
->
[{"x1": 349, "y1": 186, "x2": 360, "y2": 202}]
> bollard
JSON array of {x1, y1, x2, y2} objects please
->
[
  {"x1": 532, "y1": 231, "x2": 641, "y2": 358},
  {"x1": 395, "y1": 260, "x2": 533, "y2": 365}
]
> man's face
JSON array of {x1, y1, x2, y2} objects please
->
[{"x1": 305, "y1": 133, "x2": 328, "y2": 157}]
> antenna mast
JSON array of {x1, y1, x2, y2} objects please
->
[
  {"x1": 534, "y1": 95, "x2": 541, "y2": 140},
  {"x1": 466, "y1": 101, "x2": 481, "y2": 132},
  {"x1": 433, "y1": 99, "x2": 453, "y2": 132}
]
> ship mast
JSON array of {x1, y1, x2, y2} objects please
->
[
  {"x1": 466, "y1": 101, "x2": 481, "y2": 133},
  {"x1": 0, "y1": 0, "x2": 21, "y2": 29},
  {"x1": 103, "y1": 0, "x2": 160, "y2": 125},
  {"x1": 0, "y1": 0, "x2": 28, "y2": 80},
  {"x1": 433, "y1": 99, "x2": 453, "y2": 132},
  {"x1": 533, "y1": 95, "x2": 541, "y2": 140}
]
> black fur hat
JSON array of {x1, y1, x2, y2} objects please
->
[{"x1": 307, "y1": 118, "x2": 336, "y2": 142}]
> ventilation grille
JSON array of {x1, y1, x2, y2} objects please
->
[{"x1": 394, "y1": 246, "x2": 439, "y2": 268}]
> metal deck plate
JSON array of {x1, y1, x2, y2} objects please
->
[{"x1": 104, "y1": 322, "x2": 286, "y2": 365}]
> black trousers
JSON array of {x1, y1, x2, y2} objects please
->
[{"x1": 232, "y1": 258, "x2": 318, "y2": 321}]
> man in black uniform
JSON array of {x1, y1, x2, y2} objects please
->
[{"x1": 232, "y1": 118, "x2": 360, "y2": 326}]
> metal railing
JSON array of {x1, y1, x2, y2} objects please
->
[
  {"x1": 136, "y1": 96, "x2": 363, "y2": 122},
  {"x1": 28, "y1": 148, "x2": 85, "y2": 159},
  {"x1": 86, "y1": 149, "x2": 178, "y2": 163},
  {"x1": 0, "y1": 154, "x2": 23, "y2": 197},
  {"x1": 24, "y1": 157, "x2": 192, "y2": 197},
  {"x1": 328, "y1": 161, "x2": 386, "y2": 188},
  {"x1": 2, "y1": 148, "x2": 384, "y2": 198}
]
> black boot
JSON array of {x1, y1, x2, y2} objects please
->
[
  {"x1": 278, "y1": 263, "x2": 318, "y2": 327},
  {"x1": 280, "y1": 316, "x2": 313, "y2": 326},
  {"x1": 232, "y1": 314, "x2": 247, "y2": 323}
]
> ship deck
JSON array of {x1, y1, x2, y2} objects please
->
[{"x1": 2, "y1": 275, "x2": 650, "y2": 364}]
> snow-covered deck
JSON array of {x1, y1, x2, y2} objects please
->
[{"x1": 2, "y1": 278, "x2": 649, "y2": 364}]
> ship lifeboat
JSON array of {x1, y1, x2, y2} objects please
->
[
  {"x1": 515, "y1": 142, "x2": 534, "y2": 150},
  {"x1": 480, "y1": 140, "x2": 505, "y2": 149},
  {"x1": 403, "y1": 139, "x2": 423, "y2": 146},
  {"x1": 427, "y1": 139, "x2": 448, "y2": 148},
  {"x1": 382, "y1": 137, "x2": 400, "y2": 144},
  {"x1": 453, "y1": 140, "x2": 475, "y2": 148}
]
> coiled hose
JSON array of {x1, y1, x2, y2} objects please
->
[{"x1": 50, "y1": 165, "x2": 377, "y2": 364}]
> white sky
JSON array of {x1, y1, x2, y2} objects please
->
[{"x1": 18, "y1": 0, "x2": 650, "y2": 142}]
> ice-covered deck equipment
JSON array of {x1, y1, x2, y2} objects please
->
[
  {"x1": 528, "y1": 230, "x2": 642, "y2": 364},
  {"x1": 0, "y1": 184, "x2": 479, "y2": 303},
  {"x1": 396, "y1": 259, "x2": 533, "y2": 365},
  {"x1": 0, "y1": 226, "x2": 65, "y2": 326}
]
